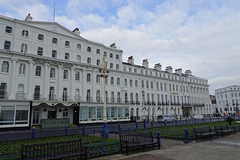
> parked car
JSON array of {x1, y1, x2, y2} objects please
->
[
  {"x1": 157, "y1": 115, "x2": 175, "y2": 122},
  {"x1": 193, "y1": 114, "x2": 204, "y2": 119}
]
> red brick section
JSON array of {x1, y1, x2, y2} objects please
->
[{"x1": 120, "y1": 154, "x2": 174, "y2": 160}]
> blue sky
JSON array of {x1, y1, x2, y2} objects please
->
[{"x1": 0, "y1": 0, "x2": 240, "y2": 94}]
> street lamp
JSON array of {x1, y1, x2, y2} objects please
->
[
  {"x1": 141, "y1": 90, "x2": 146, "y2": 128},
  {"x1": 99, "y1": 55, "x2": 109, "y2": 138}
]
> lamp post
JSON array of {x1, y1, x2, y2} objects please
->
[
  {"x1": 142, "y1": 90, "x2": 146, "y2": 129},
  {"x1": 99, "y1": 55, "x2": 109, "y2": 138}
]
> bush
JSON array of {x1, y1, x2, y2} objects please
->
[{"x1": 225, "y1": 116, "x2": 235, "y2": 125}]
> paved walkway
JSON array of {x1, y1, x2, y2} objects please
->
[{"x1": 92, "y1": 133, "x2": 240, "y2": 160}]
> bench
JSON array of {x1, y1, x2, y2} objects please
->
[
  {"x1": 119, "y1": 131, "x2": 160, "y2": 155},
  {"x1": 21, "y1": 139, "x2": 88, "y2": 160},
  {"x1": 214, "y1": 124, "x2": 236, "y2": 138},
  {"x1": 193, "y1": 126, "x2": 215, "y2": 141}
]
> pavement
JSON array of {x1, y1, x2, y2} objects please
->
[{"x1": 92, "y1": 132, "x2": 240, "y2": 160}]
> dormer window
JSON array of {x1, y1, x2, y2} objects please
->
[
  {"x1": 52, "y1": 38, "x2": 58, "y2": 44},
  {"x1": 5, "y1": 26, "x2": 12, "y2": 34},
  {"x1": 87, "y1": 47, "x2": 91, "y2": 52},
  {"x1": 38, "y1": 34, "x2": 44, "y2": 41},
  {"x1": 65, "y1": 41, "x2": 70, "y2": 48},
  {"x1": 22, "y1": 30, "x2": 29, "y2": 37}
]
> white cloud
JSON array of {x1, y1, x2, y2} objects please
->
[{"x1": 0, "y1": 0, "x2": 239, "y2": 94}]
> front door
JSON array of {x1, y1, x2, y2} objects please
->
[{"x1": 73, "y1": 106, "x2": 79, "y2": 125}]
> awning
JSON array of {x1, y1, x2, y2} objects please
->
[{"x1": 32, "y1": 101, "x2": 79, "y2": 107}]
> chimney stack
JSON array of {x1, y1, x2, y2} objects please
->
[
  {"x1": 175, "y1": 68, "x2": 182, "y2": 75},
  {"x1": 185, "y1": 69, "x2": 192, "y2": 75},
  {"x1": 110, "y1": 43, "x2": 117, "y2": 49},
  {"x1": 72, "y1": 28, "x2": 80, "y2": 35},
  {"x1": 165, "y1": 66, "x2": 173, "y2": 73},
  {"x1": 25, "y1": 13, "x2": 33, "y2": 21},
  {"x1": 127, "y1": 56, "x2": 134, "y2": 65},
  {"x1": 142, "y1": 59, "x2": 149, "y2": 68},
  {"x1": 154, "y1": 63, "x2": 162, "y2": 71}
]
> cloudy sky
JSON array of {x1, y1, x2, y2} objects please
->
[{"x1": 0, "y1": 0, "x2": 239, "y2": 94}]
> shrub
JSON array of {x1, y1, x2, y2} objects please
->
[{"x1": 225, "y1": 116, "x2": 235, "y2": 125}]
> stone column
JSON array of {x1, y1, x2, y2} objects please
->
[
  {"x1": 27, "y1": 60, "x2": 34, "y2": 100},
  {"x1": 70, "y1": 67, "x2": 75, "y2": 101},
  {"x1": 43, "y1": 63, "x2": 49, "y2": 100},
  {"x1": 57, "y1": 65, "x2": 63, "y2": 100},
  {"x1": 81, "y1": 69, "x2": 86, "y2": 101},
  {"x1": 9, "y1": 58, "x2": 18, "y2": 99}
]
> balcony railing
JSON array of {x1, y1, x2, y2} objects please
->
[
  {"x1": 33, "y1": 93, "x2": 42, "y2": 100},
  {"x1": 147, "y1": 101, "x2": 152, "y2": 105},
  {"x1": 62, "y1": 95, "x2": 69, "y2": 101},
  {"x1": 49, "y1": 94, "x2": 56, "y2": 101},
  {"x1": 86, "y1": 96, "x2": 93, "y2": 102},
  {"x1": 74, "y1": 96, "x2": 81, "y2": 102},
  {"x1": 95, "y1": 97, "x2": 102, "y2": 102},
  {"x1": 192, "y1": 103, "x2": 204, "y2": 107},
  {"x1": 0, "y1": 92, "x2": 8, "y2": 99},
  {"x1": 16, "y1": 93, "x2": 26, "y2": 100},
  {"x1": 136, "y1": 101, "x2": 140, "y2": 105},
  {"x1": 130, "y1": 101, "x2": 135, "y2": 105},
  {"x1": 182, "y1": 103, "x2": 192, "y2": 107}
]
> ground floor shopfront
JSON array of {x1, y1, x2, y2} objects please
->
[
  {"x1": 0, "y1": 100, "x2": 212, "y2": 129},
  {"x1": 0, "y1": 100, "x2": 30, "y2": 128}
]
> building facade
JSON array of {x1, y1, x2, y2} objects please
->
[
  {"x1": 0, "y1": 14, "x2": 212, "y2": 129},
  {"x1": 215, "y1": 85, "x2": 240, "y2": 116}
]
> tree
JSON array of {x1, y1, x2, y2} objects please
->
[{"x1": 226, "y1": 116, "x2": 234, "y2": 125}]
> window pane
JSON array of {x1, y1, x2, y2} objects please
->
[
  {"x1": 0, "y1": 106, "x2": 14, "y2": 125},
  {"x1": 15, "y1": 106, "x2": 28, "y2": 124}
]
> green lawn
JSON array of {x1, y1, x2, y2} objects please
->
[
  {"x1": 0, "y1": 120, "x2": 239, "y2": 158},
  {"x1": 0, "y1": 134, "x2": 117, "y2": 157}
]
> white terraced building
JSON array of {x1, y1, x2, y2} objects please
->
[
  {"x1": 0, "y1": 14, "x2": 213, "y2": 129},
  {"x1": 215, "y1": 85, "x2": 240, "y2": 116}
]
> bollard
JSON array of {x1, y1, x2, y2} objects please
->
[
  {"x1": 144, "y1": 119, "x2": 146, "y2": 130},
  {"x1": 184, "y1": 128, "x2": 189, "y2": 142},
  {"x1": 157, "y1": 131, "x2": 161, "y2": 146},
  {"x1": 118, "y1": 122, "x2": 121, "y2": 131},
  {"x1": 65, "y1": 127, "x2": 68, "y2": 136},
  {"x1": 32, "y1": 128, "x2": 35, "y2": 139},
  {"x1": 82, "y1": 125, "x2": 85, "y2": 135}
]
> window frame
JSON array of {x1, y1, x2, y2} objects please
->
[
  {"x1": 4, "y1": 41, "x2": 11, "y2": 50},
  {"x1": 5, "y1": 26, "x2": 12, "y2": 34},
  {"x1": 1, "y1": 61, "x2": 9, "y2": 73},
  {"x1": 35, "y1": 66, "x2": 41, "y2": 77}
]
